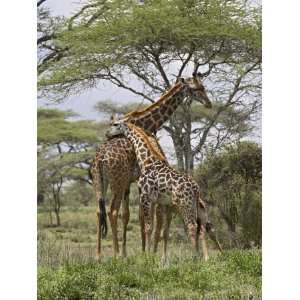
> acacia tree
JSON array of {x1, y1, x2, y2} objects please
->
[
  {"x1": 38, "y1": 0, "x2": 261, "y2": 171},
  {"x1": 37, "y1": 0, "x2": 67, "y2": 75},
  {"x1": 37, "y1": 108, "x2": 106, "y2": 226}
]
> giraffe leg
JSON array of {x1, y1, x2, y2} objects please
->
[
  {"x1": 90, "y1": 159, "x2": 108, "y2": 262},
  {"x1": 96, "y1": 207, "x2": 101, "y2": 261},
  {"x1": 153, "y1": 204, "x2": 163, "y2": 253},
  {"x1": 108, "y1": 194, "x2": 122, "y2": 258},
  {"x1": 121, "y1": 189, "x2": 130, "y2": 257},
  {"x1": 200, "y1": 225, "x2": 209, "y2": 261},
  {"x1": 140, "y1": 193, "x2": 153, "y2": 253},
  {"x1": 174, "y1": 198, "x2": 199, "y2": 256},
  {"x1": 162, "y1": 205, "x2": 173, "y2": 262},
  {"x1": 138, "y1": 186, "x2": 146, "y2": 252}
]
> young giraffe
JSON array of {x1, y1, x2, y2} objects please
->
[
  {"x1": 90, "y1": 73, "x2": 212, "y2": 260},
  {"x1": 107, "y1": 122, "x2": 212, "y2": 260},
  {"x1": 135, "y1": 135, "x2": 223, "y2": 258}
]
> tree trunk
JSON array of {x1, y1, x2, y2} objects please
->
[
  {"x1": 173, "y1": 139, "x2": 185, "y2": 171},
  {"x1": 48, "y1": 197, "x2": 53, "y2": 226},
  {"x1": 53, "y1": 192, "x2": 61, "y2": 226},
  {"x1": 52, "y1": 179, "x2": 62, "y2": 227},
  {"x1": 183, "y1": 125, "x2": 193, "y2": 174},
  {"x1": 54, "y1": 208, "x2": 61, "y2": 227}
]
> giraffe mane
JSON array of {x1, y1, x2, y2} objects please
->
[
  {"x1": 147, "y1": 135, "x2": 168, "y2": 162},
  {"x1": 123, "y1": 82, "x2": 183, "y2": 120},
  {"x1": 126, "y1": 123, "x2": 167, "y2": 162}
]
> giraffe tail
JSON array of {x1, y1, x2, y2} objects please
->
[
  {"x1": 198, "y1": 197, "x2": 223, "y2": 253},
  {"x1": 99, "y1": 198, "x2": 108, "y2": 238},
  {"x1": 90, "y1": 158, "x2": 108, "y2": 239}
]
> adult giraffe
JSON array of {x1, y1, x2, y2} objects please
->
[{"x1": 90, "y1": 73, "x2": 212, "y2": 260}]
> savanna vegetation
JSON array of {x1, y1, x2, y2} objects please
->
[{"x1": 38, "y1": 0, "x2": 262, "y2": 299}]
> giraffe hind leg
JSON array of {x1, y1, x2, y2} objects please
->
[
  {"x1": 91, "y1": 159, "x2": 108, "y2": 261},
  {"x1": 139, "y1": 203, "x2": 146, "y2": 252},
  {"x1": 108, "y1": 192, "x2": 123, "y2": 258},
  {"x1": 162, "y1": 205, "x2": 173, "y2": 262},
  {"x1": 200, "y1": 225, "x2": 209, "y2": 261},
  {"x1": 121, "y1": 188, "x2": 130, "y2": 257},
  {"x1": 153, "y1": 204, "x2": 164, "y2": 253},
  {"x1": 140, "y1": 193, "x2": 154, "y2": 253}
]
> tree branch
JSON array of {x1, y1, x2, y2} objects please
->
[
  {"x1": 177, "y1": 50, "x2": 194, "y2": 79},
  {"x1": 37, "y1": 34, "x2": 55, "y2": 45},
  {"x1": 105, "y1": 69, "x2": 154, "y2": 102},
  {"x1": 151, "y1": 51, "x2": 170, "y2": 87},
  {"x1": 192, "y1": 61, "x2": 260, "y2": 157},
  {"x1": 68, "y1": 3, "x2": 99, "y2": 30},
  {"x1": 37, "y1": 0, "x2": 47, "y2": 7}
]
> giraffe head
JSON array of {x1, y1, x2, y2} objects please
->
[
  {"x1": 105, "y1": 114, "x2": 125, "y2": 139},
  {"x1": 107, "y1": 121, "x2": 166, "y2": 163},
  {"x1": 107, "y1": 120, "x2": 130, "y2": 137},
  {"x1": 177, "y1": 72, "x2": 212, "y2": 108}
]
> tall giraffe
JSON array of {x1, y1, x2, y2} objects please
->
[
  {"x1": 90, "y1": 73, "x2": 212, "y2": 260},
  {"x1": 107, "y1": 122, "x2": 213, "y2": 260}
]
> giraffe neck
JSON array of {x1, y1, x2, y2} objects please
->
[
  {"x1": 124, "y1": 83, "x2": 187, "y2": 133},
  {"x1": 122, "y1": 123, "x2": 165, "y2": 172}
]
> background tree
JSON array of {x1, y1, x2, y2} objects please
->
[
  {"x1": 37, "y1": 108, "x2": 107, "y2": 226},
  {"x1": 37, "y1": 0, "x2": 67, "y2": 75},
  {"x1": 196, "y1": 141, "x2": 262, "y2": 248},
  {"x1": 38, "y1": 0, "x2": 261, "y2": 172}
]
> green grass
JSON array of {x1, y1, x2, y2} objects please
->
[
  {"x1": 38, "y1": 250, "x2": 261, "y2": 300},
  {"x1": 38, "y1": 206, "x2": 261, "y2": 299}
]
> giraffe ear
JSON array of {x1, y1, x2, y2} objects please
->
[{"x1": 193, "y1": 71, "x2": 203, "y2": 78}]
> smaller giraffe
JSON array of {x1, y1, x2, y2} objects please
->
[{"x1": 107, "y1": 122, "x2": 212, "y2": 260}]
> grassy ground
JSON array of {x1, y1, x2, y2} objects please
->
[{"x1": 38, "y1": 206, "x2": 261, "y2": 299}]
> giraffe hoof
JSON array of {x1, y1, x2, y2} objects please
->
[{"x1": 95, "y1": 254, "x2": 101, "y2": 262}]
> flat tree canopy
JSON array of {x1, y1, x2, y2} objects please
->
[{"x1": 38, "y1": 0, "x2": 261, "y2": 101}]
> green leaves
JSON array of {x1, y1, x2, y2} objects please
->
[
  {"x1": 196, "y1": 141, "x2": 262, "y2": 247},
  {"x1": 38, "y1": 0, "x2": 261, "y2": 100},
  {"x1": 38, "y1": 250, "x2": 261, "y2": 299},
  {"x1": 37, "y1": 108, "x2": 107, "y2": 196},
  {"x1": 37, "y1": 108, "x2": 105, "y2": 144}
]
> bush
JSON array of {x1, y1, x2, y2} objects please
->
[
  {"x1": 38, "y1": 250, "x2": 261, "y2": 300},
  {"x1": 196, "y1": 141, "x2": 262, "y2": 248}
]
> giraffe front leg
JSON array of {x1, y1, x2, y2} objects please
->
[{"x1": 140, "y1": 193, "x2": 153, "y2": 253}]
